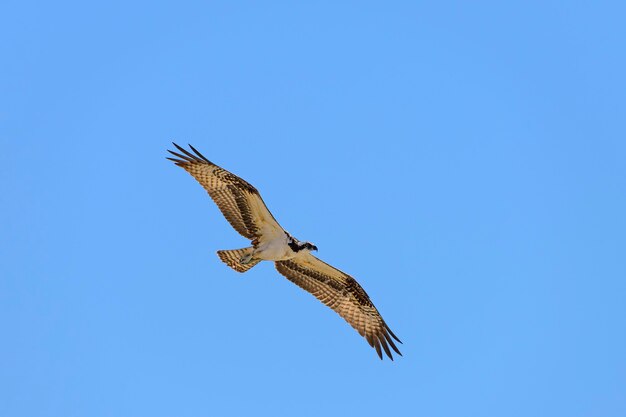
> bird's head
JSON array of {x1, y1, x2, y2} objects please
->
[{"x1": 302, "y1": 242, "x2": 318, "y2": 252}]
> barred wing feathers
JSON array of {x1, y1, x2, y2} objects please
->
[
  {"x1": 275, "y1": 254, "x2": 402, "y2": 360},
  {"x1": 167, "y1": 143, "x2": 284, "y2": 242}
]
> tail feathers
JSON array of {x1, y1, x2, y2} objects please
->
[{"x1": 217, "y1": 248, "x2": 261, "y2": 273}]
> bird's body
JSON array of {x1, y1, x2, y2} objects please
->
[
  {"x1": 253, "y1": 235, "x2": 294, "y2": 260},
  {"x1": 167, "y1": 143, "x2": 402, "y2": 360}
]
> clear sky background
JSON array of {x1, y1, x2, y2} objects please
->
[{"x1": 2, "y1": 1, "x2": 625, "y2": 416}]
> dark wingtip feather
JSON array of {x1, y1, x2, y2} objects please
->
[
  {"x1": 385, "y1": 323, "x2": 402, "y2": 344},
  {"x1": 374, "y1": 342, "x2": 383, "y2": 360},
  {"x1": 382, "y1": 329, "x2": 402, "y2": 356},
  {"x1": 166, "y1": 157, "x2": 185, "y2": 166},
  {"x1": 173, "y1": 143, "x2": 202, "y2": 161},
  {"x1": 188, "y1": 143, "x2": 212, "y2": 163},
  {"x1": 390, "y1": 341, "x2": 402, "y2": 356},
  {"x1": 379, "y1": 335, "x2": 393, "y2": 360},
  {"x1": 167, "y1": 149, "x2": 195, "y2": 163},
  {"x1": 173, "y1": 142, "x2": 187, "y2": 154}
]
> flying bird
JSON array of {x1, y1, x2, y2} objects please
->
[{"x1": 167, "y1": 143, "x2": 402, "y2": 360}]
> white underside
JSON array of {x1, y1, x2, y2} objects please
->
[{"x1": 253, "y1": 235, "x2": 299, "y2": 261}]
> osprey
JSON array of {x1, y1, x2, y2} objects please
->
[{"x1": 167, "y1": 143, "x2": 402, "y2": 360}]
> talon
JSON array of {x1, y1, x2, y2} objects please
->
[{"x1": 240, "y1": 254, "x2": 253, "y2": 264}]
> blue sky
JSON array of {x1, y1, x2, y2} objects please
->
[{"x1": 2, "y1": 1, "x2": 626, "y2": 416}]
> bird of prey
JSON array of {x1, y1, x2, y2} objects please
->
[{"x1": 167, "y1": 143, "x2": 402, "y2": 360}]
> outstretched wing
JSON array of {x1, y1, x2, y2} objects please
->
[
  {"x1": 167, "y1": 143, "x2": 285, "y2": 242},
  {"x1": 275, "y1": 253, "x2": 402, "y2": 360}
]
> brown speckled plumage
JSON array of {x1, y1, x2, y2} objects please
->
[
  {"x1": 276, "y1": 255, "x2": 402, "y2": 360},
  {"x1": 168, "y1": 143, "x2": 402, "y2": 360},
  {"x1": 167, "y1": 143, "x2": 274, "y2": 239}
]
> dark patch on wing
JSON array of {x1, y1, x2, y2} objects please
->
[
  {"x1": 287, "y1": 239, "x2": 301, "y2": 252},
  {"x1": 344, "y1": 276, "x2": 374, "y2": 308}
]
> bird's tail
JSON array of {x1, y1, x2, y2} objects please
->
[{"x1": 216, "y1": 247, "x2": 261, "y2": 273}]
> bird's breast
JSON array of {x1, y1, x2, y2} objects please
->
[{"x1": 254, "y1": 237, "x2": 296, "y2": 261}]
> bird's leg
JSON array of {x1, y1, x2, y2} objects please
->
[{"x1": 240, "y1": 253, "x2": 254, "y2": 264}]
